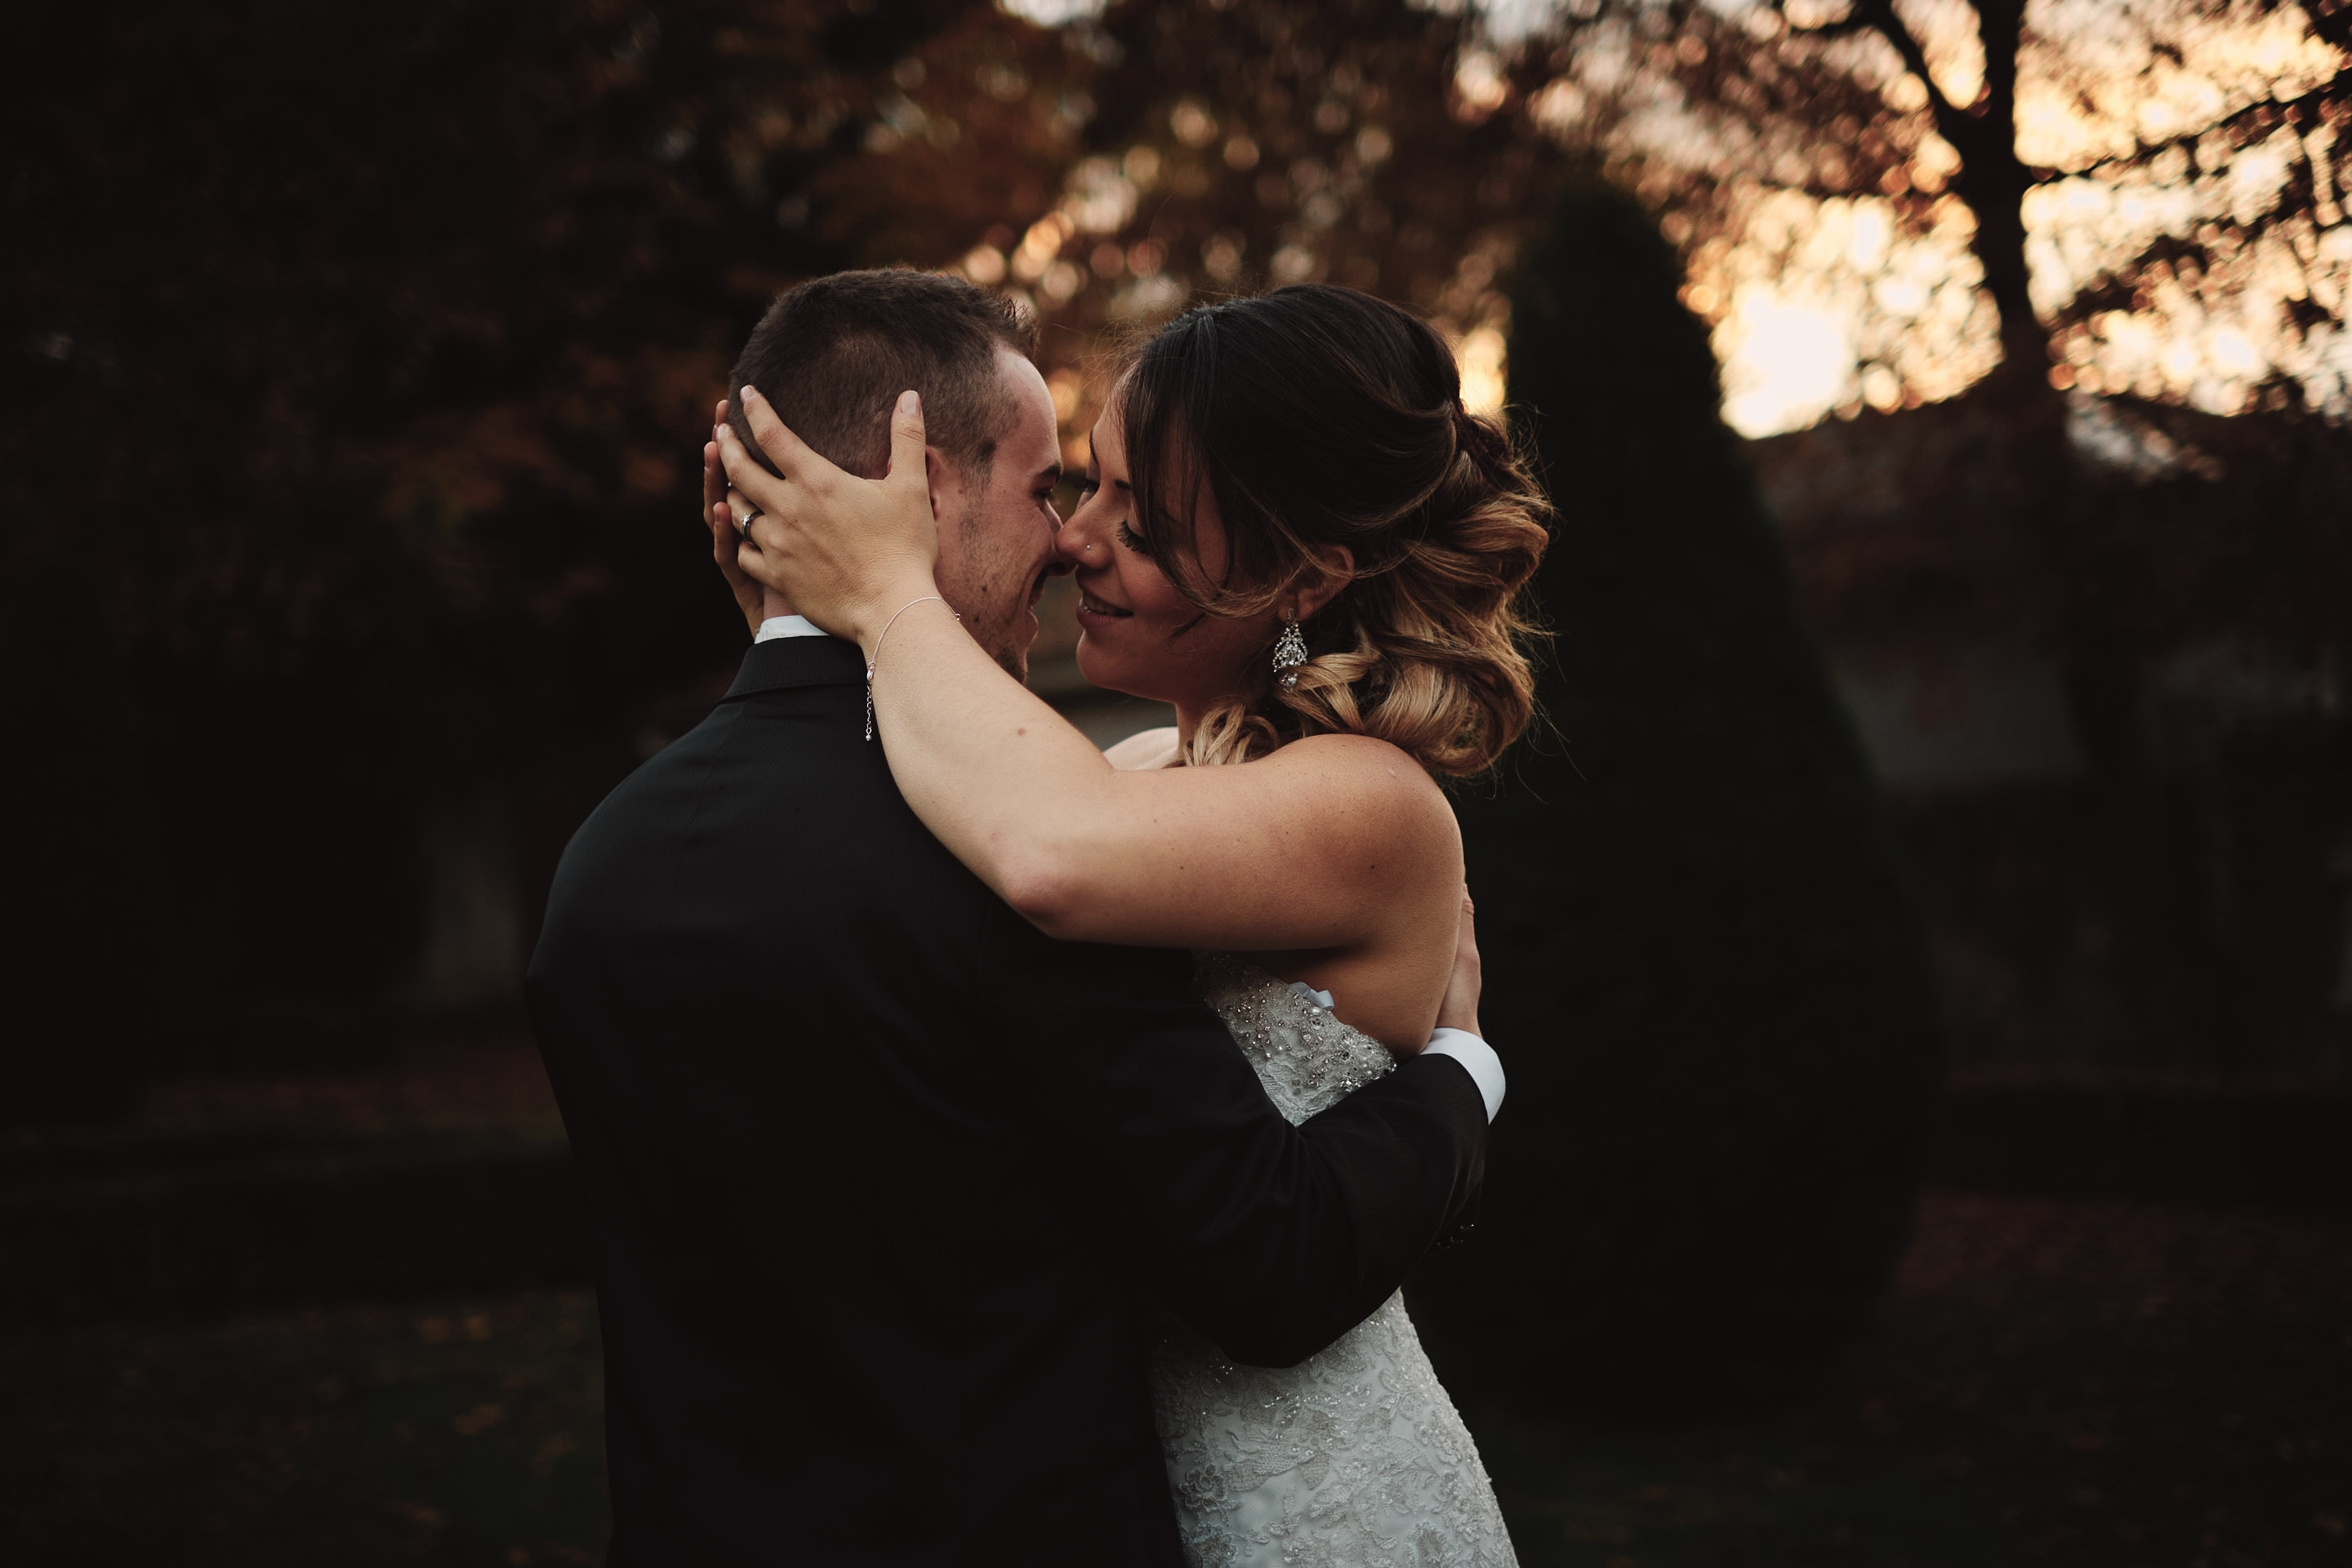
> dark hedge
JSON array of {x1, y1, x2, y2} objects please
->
[{"x1": 1411, "y1": 176, "x2": 1946, "y2": 1413}]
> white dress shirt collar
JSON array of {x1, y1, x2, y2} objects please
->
[{"x1": 755, "y1": 614, "x2": 835, "y2": 643}]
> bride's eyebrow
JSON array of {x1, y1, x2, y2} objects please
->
[{"x1": 1085, "y1": 431, "x2": 1129, "y2": 490}]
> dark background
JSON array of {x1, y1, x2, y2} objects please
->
[{"x1": 3, "y1": 0, "x2": 2348, "y2": 1561}]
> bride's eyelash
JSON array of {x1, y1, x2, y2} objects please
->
[{"x1": 1071, "y1": 474, "x2": 1144, "y2": 549}]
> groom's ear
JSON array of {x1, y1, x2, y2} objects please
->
[{"x1": 923, "y1": 445, "x2": 956, "y2": 517}]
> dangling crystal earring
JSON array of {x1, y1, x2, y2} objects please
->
[{"x1": 1272, "y1": 616, "x2": 1308, "y2": 691}]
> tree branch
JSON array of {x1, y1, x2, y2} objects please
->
[
  {"x1": 2292, "y1": 0, "x2": 2352, "y2": 56},
  {"x1": 1845, "y1": 0, "x2": 1987, "y2": 161},
  {"x1": 1846, "y1": 0, "x2": 1954, "y2": 114},
  {"x1": 1775, "y1": 0, "x2": 1874, "y2": 42},
  {"x1": 2061, "y1": 66, "x2": 2350, "y2": 185}
]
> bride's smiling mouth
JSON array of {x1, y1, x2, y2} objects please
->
[{"x1": 1076, "y1": 589, "x2": 1134, "y2": 625}]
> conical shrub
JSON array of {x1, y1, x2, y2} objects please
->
[{"x1": 1412, "y1": 175, "x2": 1946, "y2": 1412}]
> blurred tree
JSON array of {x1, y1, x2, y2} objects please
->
[
  {"x1": 1497, "y1": 0, "x2": 2349, "y2": 1066},
  {"x1": 1011, "y1": 0, "x2": 1559, "y2": 357},
  {"x1": 1409, "y1": 172, "x2": 1946, "y2": 1413},
  {"x1": 1527, "y1": 0, "x2": 2350, "y2": 416},
  {"x1": 0, "y1": 0, "x2": 982, "y2": 1086},
  {"x1": 1526, "y1": 0, "x2": 2347, "y2": 685},
  {"x1": 1509, "y1": 0, "x2": 2348, "y2": 764},
  {"x1": 808, "y1": 0, "x2": 1565, "y2": 439}
]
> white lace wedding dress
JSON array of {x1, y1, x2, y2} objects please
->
[{"x1": 1146, "y1": 952, "x2": 1519, "y2": 1568}]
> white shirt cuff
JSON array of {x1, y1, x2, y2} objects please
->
[
  {"x1": 754, "y1": 614, "x2": 835, "y2": 642},
  {"x1": 1422, "y1": 1028, "x2": 1504, "y2": 1122}
]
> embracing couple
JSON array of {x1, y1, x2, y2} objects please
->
[{"x1": 527, "y1": 266, "x2": 1550, "y2": 1566}]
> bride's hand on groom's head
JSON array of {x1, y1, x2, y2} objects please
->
[
  {"x1": 704, "y1": 398, "x2": 764, "y2": 637},
  {"x1": 715, "y1": 384, "x2": 942, "y2": 653}
]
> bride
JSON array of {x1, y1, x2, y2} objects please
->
[{"x1": 711, "y1": 283, "x2": 1548, "y2": 1567}]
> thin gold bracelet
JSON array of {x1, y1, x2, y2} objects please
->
[{"x1": 866, "y1": 595, "x2": 957, "y2": 742}]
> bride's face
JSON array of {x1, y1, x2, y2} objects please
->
[{"x1": 1057, "y1": 407, "x2": 1282, "y2": 714}]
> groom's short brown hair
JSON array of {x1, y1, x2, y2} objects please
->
[{"x1": 726, "y1": 268, "x2": 1037, "y2": 483}]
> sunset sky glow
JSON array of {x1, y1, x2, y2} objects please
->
[
  {"x1": 996, "y1": 0, "x2": 2347, "y2": 438},
  {"x1": 1662, "y1": 0, "x2": 2350, "y2": 433}
]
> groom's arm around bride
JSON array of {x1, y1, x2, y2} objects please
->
[{"x1": 1006, "y1": 920, "x2": 1487, "y2": 1369}]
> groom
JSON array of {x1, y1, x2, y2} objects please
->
[{"x1": 527, "y1": 268, "x2": 1501, "y2": 1566}]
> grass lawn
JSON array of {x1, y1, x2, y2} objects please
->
[
  {"x1": 1479, "y1": 1192, "x2": 2352, "y2": 1567},
  {"x1": 0, "y1": 1294, "x2": 607, "y2": 1566},
  {"x1": 2, "y1": 1191, "x2": 2345, "y2": 1566}
]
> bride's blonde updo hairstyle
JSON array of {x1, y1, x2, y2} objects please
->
[{"x1": 1116, "y1": 284, "x2": 1552, "y2": 775}]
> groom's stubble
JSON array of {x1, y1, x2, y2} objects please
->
[
  {"x1": 951, "y1": 497, "x2": 1028, "y2": 682},
  {"x1": 926, "y1": 346, "x2": 1068, "y2": 685}
]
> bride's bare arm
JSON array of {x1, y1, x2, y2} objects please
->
[{"x1": 714, "y1": 387, "x2": 1463, "y2": 960}]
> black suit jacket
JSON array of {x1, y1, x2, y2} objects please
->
[{"x1": 526, "y1": 637, "x2": 1488, "y2": 1566}]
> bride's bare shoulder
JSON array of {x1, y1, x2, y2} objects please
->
[
  {"x1": 1102, "y1": 725, "x2": 1182, "y2": 771},
  {"x1": 1263, "y1": 733, "x2": 1459, "y2": 844}
]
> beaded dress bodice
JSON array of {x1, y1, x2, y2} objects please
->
[{"x1": 1144, "y1": 954, "x2": 1519, "y2": 1568}]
